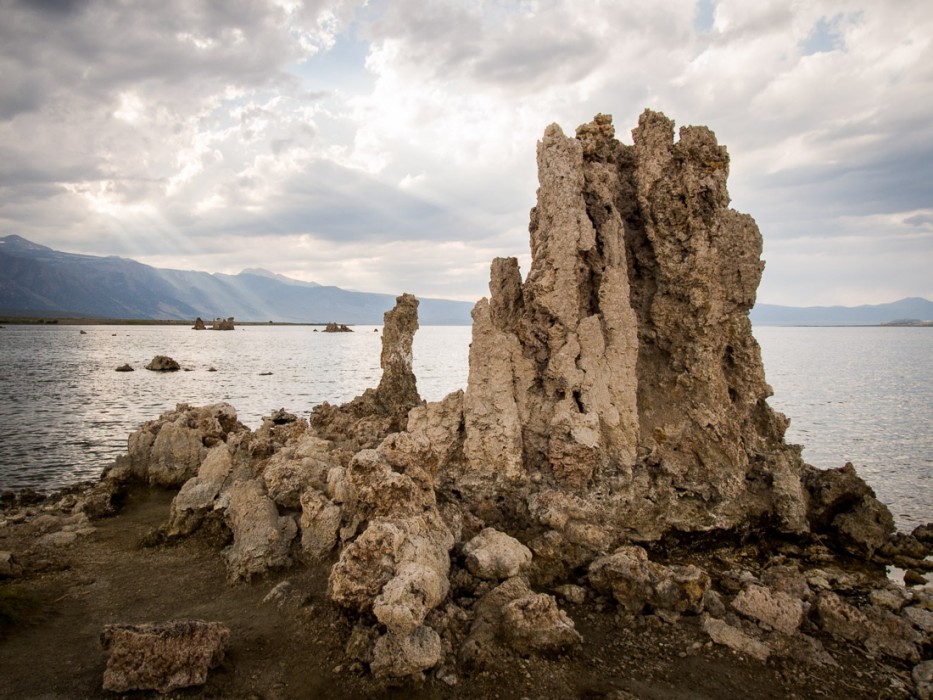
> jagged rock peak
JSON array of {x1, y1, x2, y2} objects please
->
[
  {"x1": 310, "y1": 293, "x2": 422, "y2": 450},
  {"x1": 455, "y1": 110, "x2": 812, "y2": 540},
  {"x1": 376, "y1": 292, "x2": 420, "y2": 408}
]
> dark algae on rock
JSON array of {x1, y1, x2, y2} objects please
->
[{"x1": 0, "y1": 111, "x2": 930, "y2": 699}]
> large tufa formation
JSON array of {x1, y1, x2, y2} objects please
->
[
  {"x1": 442, "y1": 111, "x2": 810, "y2": 543},
  {"x1": 81, "y1": 111, "x2": 928, "y2": 690}
]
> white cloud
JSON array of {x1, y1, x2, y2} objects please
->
[{"x1": 0, "y1": 0, "x2": 931, "y2": 307}]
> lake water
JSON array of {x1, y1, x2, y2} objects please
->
[{"x1": 0, "y1": 324, "x2": 929, "y2": 531}]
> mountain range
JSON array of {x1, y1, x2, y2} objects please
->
[
  {"x1": 1, "y1": 235, "x2": 930, "y2": 326},
  {"x1": 749, "y1": 298, "x2": 933, "y2": 326},
  {"x1": 0, "y1": 235, "x2": 474, "y2": 324}
]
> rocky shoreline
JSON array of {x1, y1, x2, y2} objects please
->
[{"x1": 1, "y1": 110, "x2": 931, "y2": 698}]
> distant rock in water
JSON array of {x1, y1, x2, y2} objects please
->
[
  {"x1": 268, "y1": 408, "x2": 298, "y2": 425},
  {"x1": 211, "y1": 317, "x2": 235, "y2": 331},
  {"x1": 323, "y1": 322, "x2": 353, "y2": 333},
  {"x1": 145, "y1": 355, "x2": 180, "y2": 372},
  {"x1": 192, "y1": 317, "x2": 206, "y2": 330},
  {"x1": 115, "y1": 363, "x2": 134, "y2": 372}
]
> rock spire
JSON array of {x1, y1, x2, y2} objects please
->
[{"x1": 448, "y1": 111, "x2": 809, "y2": 542}]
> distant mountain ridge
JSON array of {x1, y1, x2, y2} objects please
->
[
  {"x1": 0, "y1": 235, "x2": 473, "y2": 324},
  {"x1": 3, "y1": 235, "x2": 929, "y2": 327},
  {"x1": 750, "y1": 297, "x2": 933, "y2": 326}
]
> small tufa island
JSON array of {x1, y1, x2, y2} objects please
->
[
  {"x1": 193, "y1": 317, "x2": 235, "y2": 331},
  {"x1": 1, "y1": 111, "x2": 931, "y2": 699},
  {"x1": 323, "y1": 322, "x2": 353, "y2": 333}
]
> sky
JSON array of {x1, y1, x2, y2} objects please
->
[{"x1": 0, "y1": 0, "x2": 931, "y2": 307}]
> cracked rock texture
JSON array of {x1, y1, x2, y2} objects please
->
[
  {"x1": 100, "y1": 620, "x2": 229, "y2": 693},
  {"x1": 439, "y1": 110, "x2": 843, "y2": 544}
]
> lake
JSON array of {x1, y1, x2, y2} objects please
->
[{"x1": 0, "y1": 324, "x2": 929, "y2": 530}]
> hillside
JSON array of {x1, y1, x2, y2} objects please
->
[
  {"x1": 750, "y1": 297, "x2": 933, "y2": 326},
  {"x1": 0, "y1": 235, "x2": 473, "y2": 325}
]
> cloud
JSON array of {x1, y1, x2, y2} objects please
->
[{"x1": 0, "y1": 0, "x2": 931, "y2": 307}]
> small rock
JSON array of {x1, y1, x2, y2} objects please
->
[
  {"x1": 903, "y1": 605, "x2": 933, "y2": 634},
  {"x1": 905, "y1": 569, "x2": 928, "y2": 586},
  {"x1": 702, "y1": 616, "x2": 770, "y2": 662},
  {"x1": 731, "y1": 584, "x2": 804, "y2": 635},
  {"x1": 703, "y1": 589, "x2": 727, "y2": 618},
  {"x1": 553, "y1": 584, "x2": 587, "y2": 605},
  {"x1": 0, "y1": 550, "x2": 21, "y2": 578},
  {"x1": 115, "y1": 363, "x2": 134, "y2": 372},
  {"x1": 914, "y1": 659, "x2": 933, "y2": 700},
  {"x1": 36, "y1": 531, "x2": 78, "y2": 547},
  {"x1": 463, "y1": 528, "x2": 532, "y2": 581},
  {"x1": 814, "y1": 591, "x2": 869, "y2": 642},
  {"x1": 262, "y1": 581, "x2": 294, "y2": 607},
  {"x1": 269, "y1": 408, "x2": 298, "y2": 424},
  {"x1": 100, "y1": 620, "x2": 229, "y2": 693},
  {"x1": 145, "y1": 355, "x2": 180, "y2": 372},
  {"x1": 370, "y1": 626, "x2": 442, "y2": 679},
  {"x1": 869, "y1": 587, "x2": 910, "y2": 612}
]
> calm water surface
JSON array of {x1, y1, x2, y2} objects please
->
[
  {"x1": 756, "y1": 326, "x2": 932, "y2": 531},
  {"x1": 0, "y1": 325, "x2": 470, "y2": 493},
  {"x1": 0, "y1": 324, "x2": 929, "y2": 530}
]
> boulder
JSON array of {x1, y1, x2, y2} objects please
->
[
  {"x1": 731, "y1": 584, "x2": 804, "y2": 636},
  {"x1": 299, "y1": 488, "x2": 341, "y2": 559},
  {"x1": 373, "y1": 561, "x2": 449, "y2": 635},
  {"x1": 370, "y1": 625, "x2": 442, "y2": 679},
  {"x1": 329, "y1": 514, "x2": 451, "y2": 614},
  {"x1": 462, "y1": 576, "x2": 580, "y2": 665},
  {"x1": 100, "y1": 620, "x2": 229, "y2": 693},
  {"x1": 166, "y1": 445, "x2": 233, "y2": 538},
  {"x1": 802, "y1": 462, "x2": 895, "y2": 557},
  {"x1": 702, "y1": 616, "x2": 770, "y2": 662},
  {"x1": 145, "y1": 355, "x2": 180, "y2": 372},
  {"x1": 500, "y1": 591, "x2": 583, "y2": 655},
  {"x1": 588, "y1": 545, "x2": 709, "y2": 616},
  {"x1": 222, "y1": 480, "x2": 297, "y2": 582},
  {"x1": 462, "y1": 528, "x2": 532, "y2": 581},
  {"x1": 125, "y1": 403, "x2": 246, "y2": 486},
  {"x1": 814, "y1": 591, "x2": 869, "y2": 642}
]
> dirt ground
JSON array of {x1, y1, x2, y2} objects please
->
[{"x1": 0, "y1": 487, "x2": 921, "y2": 699}]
